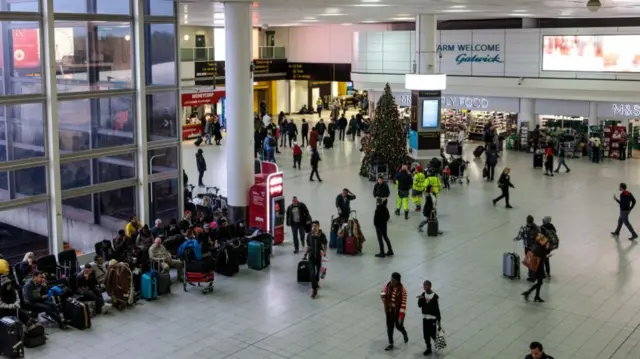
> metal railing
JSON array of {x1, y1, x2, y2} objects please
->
[
  {"x1": 258, "y1": 46, "x2": 286, "y2": 59},
  {"x1": 180, "y1": 47, "x2": 214, "y2": 62}
]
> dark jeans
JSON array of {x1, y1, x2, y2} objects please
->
[
  {"x1": 487, "y1": 164, "x2": 496, "y2": 180},
  {"x1": 494, "y1": 187, "x2": 510, "y2": 206},
  {"x1": 339, "y1": 128, "x2": 345, "y2": 140},
  {"x1": 293, "y1": 155, "x2": 301, "y2": 169},
  {"x1": 555, "y1": 157, "x2": 570, "y2": 171},
  {"x1": 266, "y1": 150, "x2": 276, "y2": 163},
  {"x1": 524, "y1": 274, "x2": 544, "y2": 298},
  {"x1": 301, "y1": 133, "x2": 308, "y2": 147},
  {"x1": 78, "y1": 288, "x2": 104, "y2": 313},
  {"x1": 24, "y1": 301, "x2": 63, "y2": 324},
  {"x1": 280, "y1": 131, "x2": 287, "y2": 146},
  {"x1": 309, "y1": 258, "x2": 322, "y2": 290},
  {"x1": 351, "y1": 129, "x2": 357, "y2": 141},
  {"x1": 290, "y1": 223, "x2": 305, "y2": 252},
  {"x1": 615, "y1": 210, "x2": 637, "y2": 236},
  {"x1": 198, "y1": 170, "x2": 205, "y2": 186},
  {"x1": 544, "y1": 257, "x2": 551, "y2": 277},
  {"x1": 288, "y1": 135, "x2": 296, "y2": 147},
  {"x1": 375, "y1": 224, "x2": 392, "y2": 254},
  {"x1": 423, "y1": 318, "x2": 437, "y2": 351},
  {"x1": 385, "y1": 312, "x2": 407, "y2": 345},
  {"x1": 310, "y1": 165, "x2": 321, "y2": 180},
  {"x1": 620, "y1": 144, "x2": 627, "y2": 160},
  {"x1": 0, "y1": 308, "x2": 31, "y2": 325},
  {"x1": 545, "y1": 156, "x2": 554, "y2": 174}
]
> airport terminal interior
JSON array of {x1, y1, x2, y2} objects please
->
[{"x1": 4, "y1": 0, "x2": 640, "y2": 358}]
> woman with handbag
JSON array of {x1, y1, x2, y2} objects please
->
[
  {"x1": 493, "y1": 167, "x2": 514, "y2": 209},
  {"x1": 521, "y1": 234, "x2": 551, "y2": 303}
]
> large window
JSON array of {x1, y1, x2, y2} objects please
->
[
  {"x1": 148, "y1": 147, "x2": 177, "y2": 173},
  {"x1": 1, "y1": 0, "x2": 39, "y2": 12},
  {"x1": 0, "y1": 202, "x2": 50, "y2": 265},
  {"x1": 146, "y1": 91, "x2": 178, "y2": 140},
  {"x1": 145, "y1": 23, "x2": 176, "y2": 86},
  {"x1": 149, "y1": 179, "x2": 178, "y2": 225},
  {"x1": 0, "y1": 166, "x2": 47, "y2": 200},
  {"x1": 0, "y1": 102, "x2": 45, "y2": 162},
  {"x1": 58, "y1": 95, "x2": 135, "y2": 151},
  {"x1": 0, "y1": 21, "x2": 43, "y2": 96},
  {"x1": 53, "y1": 0, "x2": 131, "y2": 15},
  {"x1": 144, "y1": 0, "x2": 174, "y2": 16},
  {"x1": 60, "y1": 153, "x2": 135, "y2": 190},
  {"x1": 54, "y1": 21, "x2": 133, "y2": 92}
]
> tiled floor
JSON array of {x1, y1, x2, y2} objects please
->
[{"x1": 31, "y1": 116, "x2": 640, "y2": 358}]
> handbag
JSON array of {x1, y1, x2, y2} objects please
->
[
  {"x1": 434, "y1": 325, "x2": 447, "y2": 351},
  {"x1": 522, "y1": 251, "x2": 541, "y2": 272}
]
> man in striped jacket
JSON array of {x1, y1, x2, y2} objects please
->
[{"x1": 381, "y1": 272, "x2": 408, "y2": 351}]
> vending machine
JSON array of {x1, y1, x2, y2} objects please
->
[{"x1": 248, "y1": 171, "x2": 285, "y2": 245}]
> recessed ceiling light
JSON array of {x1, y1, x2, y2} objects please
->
[
  {"x1": 361, "y1": 0, "x2": 381, "y2": 2},
  {"x1": 396, "y1": 13, "x2": 411, "y2": 16},
  {"x1": 214, "y1": 13, "x2": 224, "y2": 19},
  {"x1": 441, "y1": 9, "x2": 472, "y2": 13},
  {"x1": 512, "y1": 9, "x2": 527, "y2": 13},
  {"x1": 304, "y1": 16, "x2": 316, "y2": 20},
  {"x1": 341, "y1": 23, "x2": 353, "y2": 26},
  {"x1": 272, "y1": 23, "x2": 301, "y2": 26},
  {"x1": 319, "y1": 13, "x2": 346, "y2": 16},
  {"x1": 350, "y1": 3, "x2": 389, "y2": 7},
  {"x1": 325, "y1": 7, "x2": 341, "y2": 13},
  {"x1": 301, "y1": 19, "x2": 319, "y2": 22},
  {"x1": 391, "y1": 17, "x2": 414, "y2": 21},
  {"x1": 361, "y1": 20, "x2": 379, "y2": 23},
  {"x1": 508, "y1": 13, "x2": 533, "y2": 17},
  {"x1": 450, "y1": 5, "x2": 467, "y2": 9}
]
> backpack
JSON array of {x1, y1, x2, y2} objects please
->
[
  {"x1": 546, "y1": 230, "x2": 559, "y2": 250},
  {"x1": 526, "y1": 225, "x2": 540, "y2": 248},
  {"x1": 268, "y1": 137, "x2": 276, "y2": 147}
]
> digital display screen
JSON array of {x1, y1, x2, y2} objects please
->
[
  {"x1": 421, "y1": 99, "x2": 440, "y2": 129},
  {"x1": 543, "y1": 35, "x2": 640, "y2": 72}
]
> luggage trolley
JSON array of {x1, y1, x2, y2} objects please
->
[
  {"x1": 444, "y1": 142, "x2": 469, "y2": 185},
  {"x1": 369, "y1": 162, "x2": 389, "y2": 182}
]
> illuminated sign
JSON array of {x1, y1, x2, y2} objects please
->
[
  {"x1": 436, "y1": 43, "x2": 503, "y2": 65},
  {"x1": 268, "y1": 174, "x2": 284, "y2": 197},
  {"x1": 441, "y1": 96, "x2": 489, "y2": 109},
  {"x1": 543, "y1": 35, "x2": 640, "y2": 73},
  {"x1": 612, "y1": 103, "x2": 640, "y2": 117}
]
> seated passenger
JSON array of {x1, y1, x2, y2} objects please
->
[
  {"x1": 22, "y1": 271, "x2": 66, "y2": 329},
  {"x1": 166, "y1": 219, "x2": 181, "y2": 237},
  {"x1": 179, "y1": 211, "x2": 193, "y2": 233},
  {"x1": 113, "y1": 230, "x2": 133, "y2": 262},
  {"x1": 198, "y1": 223, "x2": 218, "y2": 257},
  {"x1": 76, "y1": 264, "x2": 104, "y2": 314},
  {"x1": 149, "y1": 238, "x2": 183, "y2": 281},
  {"x1": 125, "y1": 215, "x2": 141, "y2": 239},
  {"x1": 91, "y1": 255, "x2": 108, "y2": 288},
  {"x1": 0, "y1": 276, "x2": 32, "y2": 325},
  {"x1": 18, "y1": 252, "x2": 37, "y2": 282},
  {"x1": 150, "y1": 219, "x2": 164, "y2": 238},
  {"x1": 215, "y1": 218, "x2": 234, "y2": 242},
  {"x1": 136, "y1": 225, "x2": 154, "y2": 249}
]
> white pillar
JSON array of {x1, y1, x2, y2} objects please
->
[
  {"x1": 133, "y1": 0, "x2": 149, "y2": 226},
  {"x1": 589, "y1": 102, "x2": 598, "y2": 126},
  {"x1": 519, "y1": 98, "x2": 536, "y2": 129},
  {"x1": 224, "y1": 1, "x2": 255, "y2": 223},
  {"x1": 42, "y1": 0, "x2": 63, "y2": 254},
  {"x1": 415, "y1": 14, "x2": 437, "y2": 74}
]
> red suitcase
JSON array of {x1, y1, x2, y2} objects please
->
[{"x1": 344, "y1": 236, "x2": 358, "y2": 255}]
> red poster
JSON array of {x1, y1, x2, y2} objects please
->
[{"x1": 10, "y1": 29, "x2": 40, "y2": 69}]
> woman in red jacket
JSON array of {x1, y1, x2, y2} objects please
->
[{"x1": 381, "y1": 272, "x2": 408, "y2": 351}]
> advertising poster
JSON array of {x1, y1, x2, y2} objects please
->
[{"x1": 543, "y1": 35, "x2": 640, "y2": 72}]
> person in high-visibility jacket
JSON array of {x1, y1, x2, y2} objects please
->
[
  {"x1": 424, "y1": 169, "x2": 441, "y2": 197},
  {"x1": 394, "y1": 165, "x2": 413, "y2": 220},
  {"x1": 412, "y1": 166, "x2": 426, "y2": 211}
]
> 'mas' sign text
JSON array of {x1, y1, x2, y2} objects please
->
[{"x1": 436, "y1": 44, "x2": 503, "y2": 65}]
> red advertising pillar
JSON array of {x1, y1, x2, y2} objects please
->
[{"x1": 249, "y1": 171, "x2": 285, "y2": 245}]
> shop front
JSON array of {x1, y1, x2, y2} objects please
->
[
  {"x1": 181, "y1": 90, "x2": 225, "y2": 140},
  {"x1": 596, "y1": 102, "x2": 639, "y2": 160},
  {"x1": 440, "y1": 95, "x2": 520, "y2": 141}
]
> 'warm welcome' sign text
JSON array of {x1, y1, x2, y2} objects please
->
[{"x1": 436, "y1": 43, "x2": 503, "y2": 65}]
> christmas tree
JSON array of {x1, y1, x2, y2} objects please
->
[{"x1": 359, "y1": 83, "x2": 408, "y2": 177}]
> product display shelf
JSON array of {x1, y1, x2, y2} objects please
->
[
  {"x1": 441, "y1": 110, "x2": 468, "y2": 142},
  {"x1": 633, "y1": 126, "x2": 640, "y2": 150},
  {"x1": 518, "y1": 122, "x2": 529, "y2": 152},
  {"x1": 467, "y1": 111, "x2": 508, "y2": 141}
]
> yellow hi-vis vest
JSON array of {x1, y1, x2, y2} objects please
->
[
  {"x1": 412, "y1": 172, "x2": 426, "y2": 192},
  {"x1": 425, "y1": 176, "x2": 441, "y2": 196}
]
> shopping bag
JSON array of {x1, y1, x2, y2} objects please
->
[
  {"x1": 320, "y1": 252, "x2": 328, "y2": 278},
  {"x1": 434, "y1": 325, "x2": 447, "y2": 351}
]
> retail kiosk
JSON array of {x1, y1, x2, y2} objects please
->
[
  {"x1": 180, "y1": 90, "x2": 225, "y2": 140},
  {"x1": 249, "y1": 162, "x2": 285, "y2": 245}
]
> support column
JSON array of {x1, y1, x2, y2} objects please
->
[
  {"x1": 519, "y1": 98, "x2": 536, "y2": 129},
  {"x1": 42, "y1": 0, "x2": 64, "y2": 254},
  {"x1": 133, "y1": 0, "x2": 150, "y2": 225},
  {"x1": 224, "y1": 1, "x2": 254, "y2": 224},
  {"x1": 415, "y1": 14, "x2": 437, "y2": 74},
  {"x1": 589, "y1": 102, "x2": 598, "y2": 127}
]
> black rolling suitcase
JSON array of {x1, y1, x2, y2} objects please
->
[
  {"x1": 215, "y1": 244, "x2": 240, "y2": 277},
  {"x1": 297, "y1": 260, "x2": 310, "y2": 283},
  {"x1": 427, "y1": 216, "x2": 439, "y2": 237},
  {"x1": 533, "y1": 153, "x2": 543, "y2": 168},
  {"x1": 323, "y1": 136, "x2": 333, "y2": 149},
  {"x1": 194, "y1": 136, "x2": 203, "y2": 146},
  {"x1": 473, "y1": 146, "x2": 485, "y2": 158},
  {"x1": 0, "y1": 316, "x2": 23, "y2": 358},
  {"x1": 64, "y1": 298, "x2": 91, "y2": 330}
]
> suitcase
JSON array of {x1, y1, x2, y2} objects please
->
[
  {"x1": 236, "y1": 240, "x2": 248, "y2": 265},
  {"x1": 0, "y1": 316, "x2": 23, "y2": 358},
  {"x1": 503, "y1": 241, "x2": 521, "y2": 279},
  {"x1": 194, "y1": 136, "x2": 203, "y2": 146},
  {"x1": 215, "y1": 245, "x2": 240, "y2": 277},
  {"x1": 473, "y1": 145, "x2": 484, "y2": 158},
  {"x1": 297, "y1": 260, "x2": 310, "y2": 283},
  {"x1": 329, "y1": 231, "x2": 338, "y2": 249},
  {"x1": 248, "y1": 241, "x2": 266, "y2": 270},
  {"x1": 82, "y1": 301, "x2": 96, "y2": 318},
  {"x1": 157, "y1": 271, "x2": 171, "y2": 295},
  {"x1": 23, "y1": 334, "x2": 46, "y2": 349},
  {"x1": 141, "y1": 272, "x2": 158, "y2": 300},
  {"x1": 323, "y1": 136, "x2": 333, "y2": 148},
  {"x1": 533, "y1": 153, "x2": 543, "y2": 168},
  {"x1": 252, "y1": 234, "x2": 272, "y2": 266},
  {"x1": 336, "y1": 234, "x2": 345, "y2": 254},
  {"x1": 427, "y1": 217, "x2": 439, "y2": 237},
  {"x1": 482, "y1": 166, "x2": 489, "y2": 179},
  {"x1": 344, "y1": 236, "x2": 358, "y2": 255},
  {"x1": 64, "y1": 298, "x2": 91, "y2": 330}
]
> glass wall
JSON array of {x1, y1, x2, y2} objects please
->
[{"x1": 0, "y1": 0, "x2": 180, "y2": 258}]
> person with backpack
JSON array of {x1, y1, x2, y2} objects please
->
[
  {"x1": 411, "y1": 165, "x2": 426, "y2": 211},
  {"x1": 286, "y1": 196, "x2": 312, "y2": 254},
  {"x1": 417, "y1": 185, "x2": 441, "y2": 235},
  {"x1": 540, "y1": 216, "x2": 557, "y2": 279},
  {"x1": 485, "y1": 144, "x2": 498, "y2": 181},
  {"x1": 263, "y1": 131, "x2": 277, "y2": 163},
  {"x1": 515, "y1": 215, "x2": 540, "y2": 282},
  {"x1": 287, "y1": 120, "x2": 298, "y2": 147},
  {"x1": 292, "y1": 141, "x2": 303, "y2": 170},
  {"x1": 303, "y1": 221, "x2": 327, "y2": 299},
  {"x1": 417, "y1": 280, "x2": 441, "y2": 356},
  {"x1": 394, "y1": 165, "x2": 413, "y2": 220},
  {"x1": 374, "y1": 197, "x2": 393, "y2": 258}
]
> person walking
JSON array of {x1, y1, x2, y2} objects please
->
[
  {"x1": 212, "y1": 116, "x2": 222, "y2": 145},
  {"x1": 540, "y1": 216, "x2": 556, "y2": 279},
  {"x1": 373, "y1": 175, "x2": 391, "y2": 205},
  {"x1": 544, "y1": 141, "x2": 554, "y2": 176},
  {"x1": 526, "y1": 341, "x2": 554, "y2": 359},
  {"x1": 521, "y1": 234, "x2": 551, "y2": 303},
  {"x1": 316, "y1": 119, "x2": 327, "y2": 146},
  {"x1": 292, "y1": 141, "x2": 302, "y2": 170},
  {"x1": 374, "y1": 197, "x2": 393, "y2": 258},
  {"x1": 316, "y1": 97, "x2": 323, "y2": 116},
  {"x1": 612, "y1": 182, "x2": 638, "y2": 241},
  {"x1": 381, "y1": 272, "x2": 408, "y2": 351},
  {"x1": 303, "y1": 221, "x2": 327, "y2": 299},
  {"x1": 279, "y1": 118, "x2": 288, "y2": 147},
  {"x1": 301, "y1": 119, "x2": 309, "y2": 147},
  {"x1": 309, "y1": 147, "x2": 322, "y2": 182},
  {"x1": 286, "y1": 196, "x2": 311, "y2": 254},
  {"x1": 418, "y1": 185, "x2": 442, "y2": 234},
  {"x1": 619, "y1": 128, "x2": 628, "y2": 161},
  {"x1": 394, "y1": 165, "x2": 413, "y2": 220},
  {"x1": 412, "y1": 165, "x2": 426, "y2": 211},
  {"x1": 554, "y1": 143, "x2": 570, "y2": 173},
  {"x1": 287, "y1": 120, "x2": 298, "y2": 147},
  {"x1": 195, "y1": 148, "x2": 207, "y2": 187},
  {"x1": 417, "y1": 280, "x2": 441, "y2": 356},
  {"x1": 485, "y1": 144, "x2": 498, "y2": 181},
  {"x1": 338, "y1": 114, "x2": 347, "y2": 140},
  {"x1": 328, "y1": 118, "x2": 336, "y2": 143},
  {"x1": 204, "y1": 115, "x2": 213, "y2": 145},
  {"x1": 349, "y1": 115, "x2": 357, "y2": 141},
  {"x1": 493, "y1": 167, "x2": 514, "y2": 208},
  {"x1": 309, "y1": 126, "x2": 318, "y2": 150},
  {"x1": 516, "y1": 215, "x2": 540, "y2": 282}
]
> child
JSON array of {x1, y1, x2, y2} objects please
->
[
  {"x1": 292, "y1": 141, "x2": 302, "y2": 170},
  {"x1": 442, "y1": 166, "x2": 451, "y2": 190}
]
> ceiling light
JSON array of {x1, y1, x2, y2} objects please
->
[
  {"x1": 325, "y1": 7, "x2": 341, "y2": 13},
  {"x1": 396, "y1": 13, "x2": 411, "y2": 16},
  {"x1": 304, "y1": 16, "x2": 316, "y2": 20},
  {"x1": 341, "y1": 23, "x2": 353, "y2": 26},
  {"x1": 512, "y1": 9, "x2": 527, "y2": 13},
  {"x1": 183, "y1": 34, "x2": 189, "y2": 41},
  {"x1": 319, "y1": 13, "x2": 346, "y2": 16},
  {"x1": 450, "y1": 5, "x2": 467, "y2": 9},
  {"x1": 391, "y1": 17, "x2": 414, "y2": 21},
  {"x1": 508, "y1": 13, "x2": 533, "y2": 17},
  {"x1": 351, "y1": 4, "x2": 389, "y2": 7},
  {"x1": 361, "y1": 0, "x2": 381, "y2": 2},
  {"x1": 214, "y1": 13, "x2": 224, "y2": 19},
  {"x1": 301, "y1": 19, "x2": 319, "y2": 23},
  {"x1": 441, "y1": 9, "x2": 472, "y2": 13},
  {"x1": 124, "y1": 34, "x2": 131, "y2": 41},
  {"x1": 361, "y1": 20, "x2": 379, "y2": 23}
]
